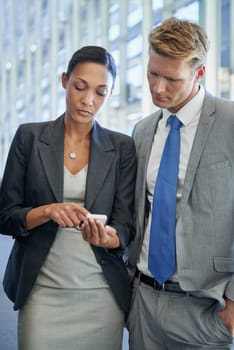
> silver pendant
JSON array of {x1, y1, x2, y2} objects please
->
[{"x1": 69, "y1": 152, "x2": 77, "y2": 159}]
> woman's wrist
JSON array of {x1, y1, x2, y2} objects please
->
[{"x1": 110, "y1": 234, "x2": 120, "y2": 248}]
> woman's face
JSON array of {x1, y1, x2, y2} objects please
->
[{"x1": 62, "y1": 62, "x2": 114, "y2": 125}]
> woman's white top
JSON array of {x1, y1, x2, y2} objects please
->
[{"x1": 36, "y1": 165, "x2": 108, "y2": 289}]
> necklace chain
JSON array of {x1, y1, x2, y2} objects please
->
[{"x1": 65, "y1": 138, "x2": 78, "y2": 160}]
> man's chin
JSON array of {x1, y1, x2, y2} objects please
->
[{"x1": 153, "y1": 99, "x2": 168, "y2": 109}]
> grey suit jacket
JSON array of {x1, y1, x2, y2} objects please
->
[
  {"x1": 0, "y1": 114, "x2": 136, "y2": 313},
  {"x1": 129, "y1": 91, "x2": 234, "y2": 305}
]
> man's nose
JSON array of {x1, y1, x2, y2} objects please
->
[{"x1": 153, "y1": 77, "x2": 166, "y2": 94}]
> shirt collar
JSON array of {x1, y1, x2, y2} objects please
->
[{"x1": 162, "y1": 85, "x2": 205, "y2": 127}]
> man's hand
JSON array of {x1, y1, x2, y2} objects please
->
[{"x1": 218, "y1": 297, "x2": 234, "y2": 334}]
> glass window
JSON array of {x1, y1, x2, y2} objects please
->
[
  {"x1": 3, "y1": 2, "x2": 10, "y2": 49},
  {"x1": 58, "y1": 28, "x2": 65, "y2": 50},
  {"x1": 126, "y1": 63, "x2": 142, "y2": 103},
  {"x1": 109, "y1": 24, "x2": 120, "y2": 41},
  {"x1": 57, "y1": 0, "x2": 71, "y2": 22},
  {"x1": 127, "y1": 6, "x2": 142, "y2": 28},
  {"x1": 152, "y1": 0, "x2": 164, "y2": 10},
  {"x1": 111, "y1": 49, "x2": 120, "y2": 66},
  {"x1": 42, "y1": 0, "x2": 49, "y2": 16},
  {"x1": 174, "y1": 1, "x2": 199, "y2": 22},
  {"x1": 28, "y1": 2, "x2": 36, "y2": 32},
  {"x1": 109, "y1": 4, "x2": 120, "y2": 41},
  {"x1": 80, "y1": 3, "x2": 88, "y2": 38},
  {"x1": 127, "y1": 35, "x2": 143, "y2": 58},
  {"x1": 221, "y1": 0, "x2": 230, "y2": 67}
]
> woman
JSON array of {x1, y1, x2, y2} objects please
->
[{"x1": 0, "y1": 46, "x2": 136, "y2": 350}]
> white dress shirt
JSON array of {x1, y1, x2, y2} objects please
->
[{"x1": 137, "y1": 85, "x2": 205, "y2": 278}]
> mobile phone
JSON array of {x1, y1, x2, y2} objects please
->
[{"x1": 86, "y1": 214, "x2": 107, "y2": 225}]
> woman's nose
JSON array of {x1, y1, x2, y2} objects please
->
[{"x1": 82, "y1": 91, "x2": 94, "y2": 106}]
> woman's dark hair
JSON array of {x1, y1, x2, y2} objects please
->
[{"x1": 66, "y1": 45, "x2": 117, "y2": 83}]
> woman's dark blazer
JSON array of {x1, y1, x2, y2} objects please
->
[{"x1": 0, "y1": 115, "x2": 136, "y2": 313}]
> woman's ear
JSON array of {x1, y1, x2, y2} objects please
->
[
  {"x1": 61, "y1": 72, "x2": 68, "y2": 89},
  {"x1": 108, "y1": 86, "x2": 114, "y2": 99}
]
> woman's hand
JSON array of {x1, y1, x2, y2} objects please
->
[
  {"x1": 80, "y1": 218, "x2": 120, "y2": 249},
  {"x1": 26, "y1": 202, "x2": 89, "y2": 230},
  {"x1": 44, "y1": 202, "x2": 89, "y2": 228}
]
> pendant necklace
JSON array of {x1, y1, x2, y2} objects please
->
[
  {"x1": 69, "y1": 151, "x2": 77, "y2": 160},
  {"x1": 65, "y1": 138, "x2": 78, "y2": 160}
]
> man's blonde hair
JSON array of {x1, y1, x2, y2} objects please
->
[{"x1": 149, "y1": 17, "x2": 209, "y2": 70}]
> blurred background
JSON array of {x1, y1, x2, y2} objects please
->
[
  {"x1": 0, "y1": 0, "x2": 234, "y2": 349},
  {"x1": 1, "y1": 0, "x2": 234, "y2": 175}
]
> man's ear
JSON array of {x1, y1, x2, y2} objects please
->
[{"x1": 196, "y1": 64, "x2": 206, "y2": 81}]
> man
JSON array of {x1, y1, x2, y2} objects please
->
[{"x1": 127, "y1": 17, "x2": 234, "y2": 349}]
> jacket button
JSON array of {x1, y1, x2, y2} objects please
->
[{"x1": 99, "y1": 258, "x2": 106, "y2": 265}]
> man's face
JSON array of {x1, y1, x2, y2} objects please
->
[{"x1": 147, "y1": 49, "x2": 205, "y2": 114}]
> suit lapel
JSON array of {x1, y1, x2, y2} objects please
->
[
  {"x1": 180, "y1": 92, "x2": 216, "y2": 211},
  {"x1": 37, "y1": 118, "x2": 114, "y2": 206},
  {"x1": 139, "y1": 111, "x2": 162, "y2": 182},
  {"x1": 135, "y1": 111, "x2": 162, "y2": 238},
  {"x1": 85, "y1": 121, "x2": 115, "y2": 210},
  {"x1": 38, "y1": 115, "x2": 65, "y2": 202}
]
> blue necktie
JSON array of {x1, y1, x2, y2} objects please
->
[{"x1": 148, "y1": 115, "x2": 182, "y2": 285}]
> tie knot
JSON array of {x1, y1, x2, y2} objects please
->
[{"x1": 168, "y1": 115, "x2": 182, "y2": 131}]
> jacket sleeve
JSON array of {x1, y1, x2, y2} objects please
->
[
  {"x1": 0, "y1": 125, "x2": 33, "y2": 237},
  {"x1": 108, "y1": 137, "x2": 136, "y2": 251}
]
